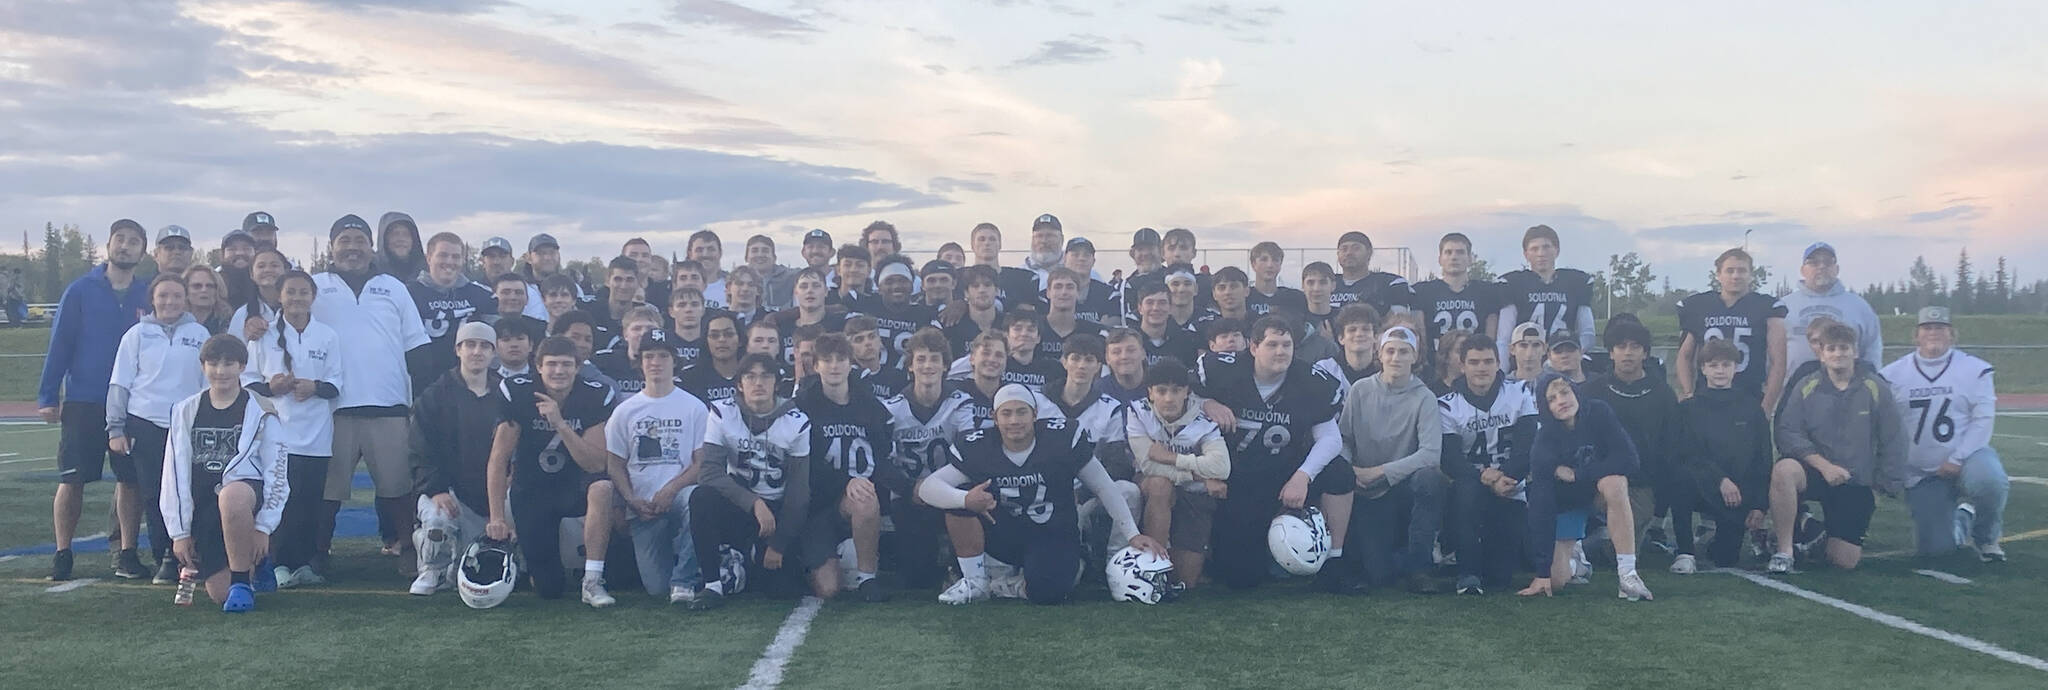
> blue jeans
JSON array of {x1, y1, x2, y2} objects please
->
[
  {"x1": 1904, "y1": 447, "x2": 2008, "y2": 556},
  {"x1": 1351, "y1": 466, "x2": 1446, "y2": 587},
  {"x1": 627, "y1": 486, "x2": 701, "y2": 595}
]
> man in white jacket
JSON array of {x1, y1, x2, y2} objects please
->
[
  {"x1": 1127, "y1": 358, "x2": 1229, "y2": 589},
  {"x1": 162, "y1": 334, "x2": 290, "y2": 612}
]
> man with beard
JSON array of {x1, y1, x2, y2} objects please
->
[
  {"x1": 240, "y1": 211, "x2": 280, "y2": 252},
  {"x1": 1330, "y1": 232, "x2": 1412, "y2": 318},
  {"x1": 687, "y1": 230, "x2": 728, "y2": 310},
  {"x1": 524, "y1": 233, "x2": 591, "y2": 308},
  {"x1": 408, "y1": 232, "x2": 496, "y2": 395},
  {"x1": 219, "y1": 228, "x2": 260, "y2": 314},
  {"x1": 313, "y1": 215, "x2": 434, "y2": 568},
  {"x1": 848, "y1": 254, "x2": 935, "y2": 369},
  {"x1": 1116, "y1": 228, "x2": 1166, "y2": 326},
  {"x1": 41, "y1": 219, "x2": 152, "y2": 581},
  {"x1": 478, "y1": 237, "x2": 518, "y2": 290}
]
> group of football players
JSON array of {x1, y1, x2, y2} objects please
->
[{"x1": 35, "y1": 213, "x2": 2009, "y2": 613}]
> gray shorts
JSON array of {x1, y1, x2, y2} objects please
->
[
  {"x1": 326, "y1": 416, "x2": 411, "y2": 501},
  {"x1": 1170, "y1": 488, "x2": 1220, "y2": 553}
]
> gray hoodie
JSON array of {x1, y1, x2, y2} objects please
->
[
  {"x1": 1775, "y1": 366, "x2": 1908, "y2": 494},
  {"x1": 1780, "y1": 279, "x2": 1883, "y2": 384},
  {"x1": 1337, "y1": 371, "x2": 1441, "y2": 491}
]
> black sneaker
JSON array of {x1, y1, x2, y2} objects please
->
[
  {"x1": 1455, "y1": 575, "x2": 1485, "y2": 595},
  {"x1": 153, "y1": 558, "x2": 180, "y2": 585},
  {"x1": 1315, "y1": 559, "x2": 1369, "y2": 595},
  {"x1": 857, "y1": 577, "x2": 889, "y2": 603},
  {"x1": 1404, "y1": 571, "x2": 1445, "y2": 595},
  {"x1": 49, "y1": 549, "x2": 74, "y2": 581},
  {"x1": 688, "y1": 588, "x2": 725, "y2": 612},
  {"x1": 113, "y1": 548, "x2": 147, "y2": 579}
]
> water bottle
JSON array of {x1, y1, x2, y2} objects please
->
[{"x1": 174, "y1": 567, "x2": 198, "y2": 606}]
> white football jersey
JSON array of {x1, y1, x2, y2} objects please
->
[
  {"x1": 1125, "y1": 397, "x2": 1222, "y2": 455},
  {"x1": 704, "y1": 399, "x2": 811, "y2": 502},
  {"x1": 885, "y1": 390, "x2": 975, "y2": 479},
  {"x1": 1438, "y1": 379, "x2": 1538, "y2": 500},
  {"x1": 1882, "y1": 350, "x2": 1996, "y2": 479}
]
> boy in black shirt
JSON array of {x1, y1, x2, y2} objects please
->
[{"x1": 484, "y1": 336, "x2": 620, "y2": 606}]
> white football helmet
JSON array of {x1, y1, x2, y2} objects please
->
[
  {"x1": 1107, "y1": 546, "x2": 1181, "y2": 604},
  {"x1": 1268, "y1": 507, "x2": 1331, "y2": 576},
  {"x1": 457, "y1": 538, "x2": 520, "y2": 609}
]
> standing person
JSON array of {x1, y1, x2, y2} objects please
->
[
  {"x1": 3, "y1": 267, "x2": 26, "y2": 327},
  {"x1": 1337, "y1": 327, "x2": 1447, "y2": 594},
  {"x1": 1194, "y1": 268, "x2": 1252, "y2": 336},
  {"x1": 246, "y1": 270, "x2": 344, "y2": 589},
  {"x1": 1158, "y1": 228, "x2": 1208, "y2": 311},
  {"x1": 660, "y1": 289, "x2": 707, "y2": 365},
  {"x1": 486, "y1": 273, "x2": 530, "y2": 327},
  {"x1": 1062, "y1": 238, "x2": 1118, "y2": 325},
  {"x1": 312, "y1": 215, "x2": 432, "y2": 567},
  {"x1": 862, "y1": 221, "x2": 902, "y2": 270},
  {"x1": 153, "y1": 225, "x2": 196, "y2": 277},
  {"x1": 1099, "y1": 328, "x2": 1150, "y2": 404},
  {"x1": 606, "y1": 328, "x2": 710, "y2": 602},
  {"x1": 680, "y1": 311, "x2": 744, "y2": 406},
  {"x1": 160, "y1": 335, "x2": 290, "y2": 612},
  {"x1": 1295, "y1": 262, "x2": 1342, "y2": 367},
  {"x1": 942, "y1": 265, "x2": 1002, "y2": 361},
  {"x1": 476, "y1": 237, "x2": 517, "y2": 289},
  {"x1": 523, "y1": 233, "x2": 589, "y2": 311},
  {"x1": 1581, "y1": 317, "x2": 1683, "y2": 567},
  {"x1": 1779, "y1": 242, "x2": 1884, "y2": 387},
  {"x1": 846, "y1": 316, "x2": 906, "y2": 399},
  {"x1": 230, "y1": 248, "x2": 289, "y2": 340},
  {"x1": 849, "y1": 254, "x2": 935, "y2": 368},
  {"x1": 827, "y1": 245, "x2": 872, "y2": 308},
  {"x1": 1128, "y1": 358, "x2": 1229, "y2": 590},
  {"x1": 183, "y1": 265, "x2": 233, "y2": 335},
  {"x1": 1117, "y1": 228, "x2": 1167, "y2": 326},
  {"x1": 1318, "y1": 304, "x2": 1384, "y2": 386},
  {"x1": 593, "y1": 305, "x2": 668, "y2": 396},
  {"x1": 621, "y1": 238, "x2": 666, "y2": 310},
  {"x1": 1496, "y1": 225, "x2": 1595, "y2": 355},
  {"x1": 594, "y1": 256, "x2": 649, "y2": 346},
  {"x1": 1769, "y1": 323, "x2": 1908, "y2": 573},
  {"x1": 724, "y1": 266, "x2": 770, "y2": 328},
  {"x1": 1676, "y1": 248, "x2": 1788, "y2": 409},
  {"x1": 108, "y1": 275, "x2": 210, "y2": 581},
  {"x1": 1882, "y1": 307, "x2": 2008, "y2": 562},
  {"x1": 686, "y1": 230, "x2": 728, "y2": 310},
  {"x1": 373, "y1": 212, "x2": 426, "y2": 282},
  {"x1": 408, "y1": 232, "x2": 497, "y2": 394},
  {"x1": 1439, "y1": 338, "x2": 1537, "y2": 595},
  {"x1": 1164, "y1": 270, "x2": 1201, "y2": 327},
  {"x1": 240, "y1": 212, "x2": 279, "y2": 251},
  {"x1": 1037, "y1": 267, "x2": 1107, "y2": 362},
  {"x1": 795, "y1": 334, "x2": 907, "y2": 601},
  {"x1": 747, "y1": 234, "x2": 798, "y2": 312},
  {"x1": 1131, "y1": 282, "x2": 1199, "y2": 368},
  {"x1": 920, "y1": 384, "x2": 1160, "y2": 605},
  {"x1": 1196, "y1": 316, "x2": 1357, "y2": 591},
  {"x1": 916, "y1": 260, "x2": 957, "y2": 311},
  {"x1": 494, "y1": 315, "x2": 542, "y2": 379},
  {"x1": 689, "y1": 354, "x2": 814, "y2": 610},
  {"x1": 790, "y1": 230, "x2": 833, "y2": 301},
  {"x1": 485, "y1": 337, "x2": 622, "y2": 605},
  {"x1": 1411, "y1": 233, "x2": 1500, "y2": 358},
  {"x1": 1520, "y1": 373, "x2": 1654, "y2": 601},
  {"x1": 1330, "y1": 232, "x2": 1411, "y2": 317},
  {"x1": 1245, "y1": 242, "x2": 1307, "y2": 319},
  {"x1": 771, "y1": 268, "x2": 846, "y2": 369},
  {"x1": 1673, "y1": 339, "x2": 1772, "y2": 571},
  {"x1": 41, "y1": 219, "x2": 151, "y2": 581},
  {"x1": 884, "y1": 328, "x2": 975, "y2": 590},
  {"x1": 219, "y1": 228, "x2": 260, "y2": 311},
  {"x1": 1505, "y1": 322, "x2": 1547, "y2": 383}
]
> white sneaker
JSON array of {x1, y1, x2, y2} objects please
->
[
  {"x1": 1617, "y1": 571, "x2": 1654, "y2": 601},
  {"x1": 581, "y1": 576, "x2": 617, "y2": 608},
  {"x1": 273, "y1": 565, "x2": 301, "y2": 590},
  {"x1": 409, "y1": 569, "x2": 444, "y2": 596},
  {"x1": 1669, "y1": 554, "x2": 1697, "y2": 575},
  {"x1": 670, "y1": 585, "x2": 697, "y2": 604},
  {"x1": 938, "y1": 577, "x2": 989, "y2": 605},
  {"x1": 292, "y1": 565, "x2": 327, "y2": 586},
  {"x1": 1977, "y1": 543, "x2": 2006, "y2": 563},
  {"x1": 988, "y1": 573, "x2": 1027, "y2": 600},
  {"x1": 1767, "y1": 552, "x2": 1794, "y2": 574}
]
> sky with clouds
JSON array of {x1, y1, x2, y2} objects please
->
[{"x1": 3, "y1": 0, "x2": 2044, "y2": 287}]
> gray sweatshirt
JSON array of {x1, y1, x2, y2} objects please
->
[
  {"x1": 1780, "y1": 280, "x2": 1884, "y2": 384},
  {"x1": 1338, "y1": 372, "x2": 1441, "y2": 492},
  {"x1": 1775, "y1": 367, "x2": 1908, "y2": 494}
]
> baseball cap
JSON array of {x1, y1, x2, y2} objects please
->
[
  {"x1": 1379, "y1": 326, "x2": 1418, "y2": 350},
  {"x1": 329, "y1": 215, "x2": 372, "y2": 242},
  {"x1": 1065, "y1": 237, "x2": 1094, "y2": 253},
  {"x1": 1511, "y1": 322, "x2": 1545, "y2": 343},
  {"x1": 155, "y1": 225, "x2": 192, "y2": 246},
  {"x1": 528, "y1": 234, "x2": 559, "y2": 253},
  {"x1": 241, "y1": 212, "x2": 278, "y2": 234},
  {"x1": 1803, "y1": 242, "x2": 1837, "y2": 261},
  {"x1": 638, "y1": 328, "x2": 680, "y2": 358},
  {"x1": 993, "y1": 383, "x2": 1038, "y2": 411},
  {"x1": 456, "y1": 321, "x2": 497, "y2": 346},
  {"x1": 920, "y1": 259, "x2": 956, "y2": 277},
  {"x1": 1547, "y1": 332, "x2": 1581, "y2": 352},
  {"x1": 1032, "y1": 213, "x2": 1061, "y2": 232},
  {"x1": 803, "y1": 229, "x2": 833, "y2": 246},
  {"x1": 1131, "y1": 227, "x2": 1161, "y2": 248},
  {"x1": 1917, "y1": 306, "x2": 1952, "y2": 326},
  {"x1": 223, "y1": 229, "x2": 256, "y2": 249},
  {"x1": 110, "y1": 219, "x2": 146, "y2": 241},
  {"x1": 1338, "y1": 231, "x2": 1372, "y2": 248},
  {"x1": 481, "y1": 237, "x2": 513, "y2": 256}
]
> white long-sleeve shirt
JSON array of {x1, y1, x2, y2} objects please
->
[
  {"x1": 1882, "y1": 349, "x2": 1997, "y2": 487},
  {"x1": 917, "y1": 445, "x2": 1140, "y2": 548},
  {"x1": 246, "y1": 316, "x2": 347, "y2": 457},
  {"x1": 107, "y1": 313, "x2": 209, "y2": 435}
]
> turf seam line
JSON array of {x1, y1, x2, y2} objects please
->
[
  {"x1": 45, "y1": 578, "x2": 98, "y2": 593},
  {"x1": 1722, "y1": 569, "x2": 2048, "y2": 673},
  {"x1": 738, "y1": 596, "x2": 824, "y2": 690},
  {"x1": 1866, "y1": 526, "x2": 2048, "y2": 560},
  {"x1": 1912, "y1": 569, "x2": 1973, "y2": 584}
]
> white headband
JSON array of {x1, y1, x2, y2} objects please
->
[{"x1": 878, "y1": 262, "x2": 914, "y2": 283}]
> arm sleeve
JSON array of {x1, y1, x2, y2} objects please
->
[
  {"x1": 314, "y1": 381, "x2": 339, "y2": 400},
  {"x1": 254, "y1": 418, "x2": 291, "y2": 535},
  {"x1": 405, "y1": 346, "x2": 436, "y2": 398},
  {"x1": 696, "y1": 444, "x2": 751, "y2": 508},
  {"x1": 105, "y1": 329, "x2": 137, "y2": 438},
  {"x1": 1495, "y1": 304, "x2": 1518, "y2": 356},
  {"x1": 1295, "y1": 418, "x2": 1343, "y2": 477},
  {"x1": 1575, "y1": 305, "x2": 1596, "y2": 352},
  {"x1": 1874, "y1": 386, "x2": 1909, "y2": 494},
  {"x1": 1441, "y1": 433, "x2": 1474, "y2": 483},
  {"x1": 1502, "y1": 417, "x2": 1536, "y2": 480},
  {"x1": 1183, "y1": 431, "x2": 1232, "y2": 480},
  {"x1": 916, "y1": 464, "x2": 972, "y2": 510},
  {"x1": 1775, "y1": 390, "x2": 1817, "y2": 462},
  {"x1": 1124, "y1": 419, "x2": 1156, "y2": 474},
  {"x1": 1953, "y1": 370, "x2": 1996, "y2": 463},
  {"x1": 1381, "y1": 399, "x2": 1443, "y2": 485},
  {"x1": 1078, "y1": 458, "x2": 1139, "y2": 547},
  {"x1": 37, "y1": 285, "x2": 79, "y2": 408},
  {"x1": 408, "y1": 392, "x2": 449, "y2": 497}
]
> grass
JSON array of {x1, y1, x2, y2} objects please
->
[{"x1": 1, "y1": 418, "x2": 2046, "y2": 688}]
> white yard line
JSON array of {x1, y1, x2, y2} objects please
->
[
  {"x1": 1912, "y1": 569, "x2": 1974, "y2": 584},
  {"x1": 0, "y1": 456, "x2": 53, "y2": 465},
  {"x1": 2013, "y1": 476, "x2": 2048, "y2": 487},
  {"x1": 45, "y1": 578, "x2": 99, "y2": 593},
  {"x1": 1722, "y1": 569, "x2": 2048, "y2": 673},
  {"x1": 737, "y1": 596, "x2": 825, "y2": 690},
  {"x1": 0, "y1": 555, "x2": 18, "y2": 564}
]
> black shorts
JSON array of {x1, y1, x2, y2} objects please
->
[
  {"x1": 57, "y1": 402, "x2": 132, "y2": 485},
  {"x1": 189, "y1": 479, "x2": 265, "y2": 579},
  {"x1": 984, "y1": 518, "x2": 1082, "y2": 605},
  {"x1": 795, "y1": 508, "x2": 847, "y2": 571},
  {"x1": 1801, "y1": 465, "x2": 1877, "y2": 546}
]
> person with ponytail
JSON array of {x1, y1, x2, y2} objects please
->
[
  {"x1": 231, "y1": 248, "x2": 290, "y2": 343},
  {"x1": 244, "y1": 270, "x2": 346, "y2": 587}
]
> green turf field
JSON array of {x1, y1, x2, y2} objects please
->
[{"x1": 2, "y1": 417, "x2": 2045, "y2": 688}]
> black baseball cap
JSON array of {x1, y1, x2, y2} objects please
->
[
  {"x1": 1032, "y1": 213, "x2": 1061, "y2": 232},
  {"x1": 920, "y1": 259, "x2": 956, "y2": 277},
  {"x1": 1339, "y1": 231, "x2": 1372, "y2": 248},
  {"x1": 242, "y1": 211, "x2": 278, "y2": 234},
  {"x1": 1547, "y1": 332, "x2": 1581, "y2": 352},
  {"x1": 803, "y1": 229, "x2": 833, "y2": 246},
  {"x1": 329, "y1": 214, "x2": 372, "y2": 243},
  {"x1": 110, "y1": 219, "x2": 147, "y2": 242},
  {"x1": 221, "y1": 229, "x2": 256, "y2": 249},
  {"x1": 1131, "y1": 227, "x2": 1161, "y2": 247},
  {"x1": 638, "y1": 328, "x2": 680, "y2": 358},
  {"x1": 528, "y1": 234, "x2": 559, "y2": 253},
  {"x1": 1065, "y1": 237, "x2": 1094, "y2": 253}
]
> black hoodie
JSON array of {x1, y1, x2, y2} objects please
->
[
  {"x1": 409, "y1": 367, "x2": 504, "y2": 515},
  {"x1": 374, "y1": 211, "x2": 426, "y2": 281},
  {"x1": 1582, "y1": 367, "x2": 1682, "y2": 488},
  {"x1": 795, "y1": 374, "x2": 910, "y2": 507},
  {"x1": 1677, "y1": 385, "x2": 1772, "y2": 513}
]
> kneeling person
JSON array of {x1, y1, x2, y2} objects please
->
[
  {"x1": 689, "y1": 354, "x2": 814, "y2": 610},
  {"x1": 606, "y1": 328, "x2": 710, "y2": 603},
  {"x1": 1127, "y1": 358, "x2": 1229, "y2": 589},
  {"x1": 484, "y1": 336, "x2": 621, "y2": 606},
  {"x1": 1769, "y1": 323, "x2": 1907, "y2": 572},
  {"x1": 408, "y1": 322, "x2": 503, "y2": 595},
  {"x1": 163, "y1": 334, "x2": 291, "y2": 612}
]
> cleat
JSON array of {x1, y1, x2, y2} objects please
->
[
  {"x1": 1617, "y1": 571, "x2": 1653, "y2": 601},
  {"x1": 939, "y1": 576, "x2": 990, "y2": 605},
  {"x1": 1670, "y1": 554, "x2": 1697, "y2": 575}
]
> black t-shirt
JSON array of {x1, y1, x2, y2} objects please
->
[
  {"x1": 942, "y1": 315, "x2": 992, "y2": 366},
  {"x1": 1116, "y1": 267, "x2": 1167, "y2": 323},
  {"x1": 1411, "y1": 278, "x2": 1502, "y2": 348},
  {"x1": 1194, "y1": 352, "x2": 1343, "y2": 475},
  {"x1": 191, "y1": 391, "x2": 250, "y2": 485},
  {"x1": 498, "y1": 373, "x2": 617, "y2": 492},
  {"x1": 1036, "y1": 317, "x2": 1107, "y2": 362},
  {"x1": 796, "y1": 381, "x2": 904, "y2": 503},
  {"x1": 592, "y1": 347, "x2": 685, "y2": 397},
  {"x1": 1498, "y1": 269, "x2": 1594, "y2": 337},
  {"x1": 408, "y1": 278, "x2": 497, "y2": 384},
  {"x1": 1677, "y1": 291, "x2": 1788, "y2": 395},
  {"x1": 1247, "y1": 285, "x2": 1309, "y2": 320},
  {"x1": 771, "y1": 309, "x2": 847, "y2": 368},
  {"x1": 1001, "y1": 353, "x2": 1061, "y2": 392},
  {"x1": 1330, "y1": 271, "x2": 1411, "y2": 316},
  {"x1": 946, "y1": 418, "x2": 1093, "y2": 532},
  {"x1": 679, "y1": 361, "x2": 738, "y2": 406},
  {"x1": 1074, "y1": 279, "x2": 1119, "y2": 326}
]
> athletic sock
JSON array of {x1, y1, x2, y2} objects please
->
[
  {"x1": 583, "y1": 560, "x2": 605, "y2": 577},
  {"x1": 855, "y1": 571, "x2": 877, "y2": 585},
  {"x1": 1329, "y1": 547, "x2": 1344, "y2": 559},
  {"x1": 957, "y1": 555, "x2": 986, "y2": 581},
  {"x1": 230, "y1": 570, "x2": 251, "y2": 586},
  {"x1": 1616, "y1": 554, "x2": 1637, "y2": 575}
]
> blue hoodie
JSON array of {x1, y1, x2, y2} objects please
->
[
  {"x1": 38, "y1": 264, "x2": 151, "y2": 407},
  {"x1": 1526, "y1": 372, "x2": 1641, "y2": 573}
]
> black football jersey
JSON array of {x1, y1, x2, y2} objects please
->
[
  {"x1": 1247, "y1": 285, "x2": 1309, "y2": 319},
  {"x1": 848, "y1": 298, "x2": 935, "y2": 369},
  {"x1": 1330, "y1": 271, "x2": 1411, "y2": 315},
  {"x1": 996, "y1": 266, "x2": 1045, "y2": 313},
  {"x1": 1411, "y1": 278, "x2": 1501, "y2": 347},
  {"x1": 796, "y1": 384, "x2": 904, "y2": 504},
  {"x1": 1140, "y1": 328, "x2": 1200, "y2": 369},
  {"x1": 1037, "y1": 317, "x2": 1107, "y2": 363},
  {"x1": 772, "y1": 309, "x2": 846, "y2": 368},
  {"x1": 1001, "y1": 353, "x2": 1061, "y2": 392},
  {"x1": 946, "y1": 418, "x2": 1093, "y2": 531},
  {"x1": 678, "y1": 361, "x2": 738, "y2": 406},
  {"x1": 1498, "y1": 268, "x2": 1593, "y2": 338},
  {"x1": 499, "y1": 373, "x2": 616, "y2": 491},
  {"x1": 591, "y1": 347, "x2": 685, "y2": 396},
  {"x1": 1116, "y1": 268, "x2": 1167, "y2": 323},
  {"x1": 942, "y1": 316, "x2": 989, "y2": 367},
  {"x1": 1677, "y1": 291, "x2": 1787, "y2": 394},
  {"x1": 1194, "y1": 351, "x2": 1343, "y2": 472},
  {"x1": 858, "y1": 366, "x2": 909, "y2": 400},
  {"x1": 1074, "y1": 279, "x2": 1119, "y2": 326}
]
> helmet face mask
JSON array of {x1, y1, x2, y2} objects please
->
[
  {"x1": 1107, "y1": 546, "x2": 1181, "y2": 604},
  {"x1": 458, "y1": 538, "x2": 520, "y2": 609},
  {"x1": 1267, "y1": 507, "x2": 1331, "y2": 576}
]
